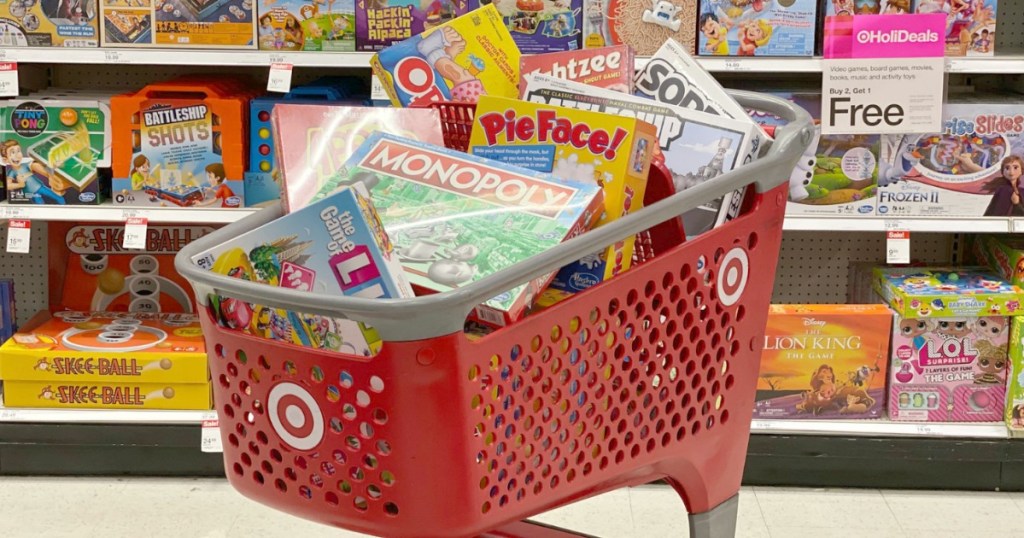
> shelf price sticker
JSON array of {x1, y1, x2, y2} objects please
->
[
  {"x1": 122, "y1": 217, "x2": 148, "y2": 250},
  {"x1": 886, "y1": 230, "x2": 910, "y2": 264},
  {"x1": 371, "y1": 74, "x2": 388, "y2": 101},
  {"x1": 267, "y1": 63, "x2": 293, "y2": 93},
  {"x1": 6, "y1": 219, "x2": 30, "y2": 253},
  {"x1": 0, "y1": 62, "x2": 18, "y2": 97},
  {"x1": 821, "y1": 14, "x2": 945, "y2": 135},
  {"x1": 201, "y1": 412, "x2": 223, "y2": 453}
]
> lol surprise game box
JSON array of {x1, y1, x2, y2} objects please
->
[
  {"x1": 915, "y1": 0, "x2": 996, "y2": 56},
  {"x1": 825, "y1": 0, "x2": 912, "y2": 15},
  {"x1": 355, "y1": 0, "x2": 474, "y2": 51},
  {"x1": 877, "y1": 97, "x2": 1023, "y2": 218},
  {"x1": 370, "y1": 4, "x2": 521, "y2": 106},
  {"x1": 314, "y1": 132, "x2": 605, "y2": 326},
  {"x1": 110, "y1": 78, "x2": 254, "y2": 207},
  {"x1": 755, "y1": 304, "x2": 892, "y2": 420},
  {"x1": 1008, "y1": 316, "x2": 1024, "y2": 434},
  {"x1": 191, "y1": 184, "x2": 415, "y2": 356},
  {"x1": 2, "y1": 99, "x2": 111, "y2": 205},
  {"x1": 519, "y1": 45, "x2": 635, "y2": 92},
  {"x1": 272, "y1": 104, "x2": 444, "y2": 212},
  {"x1": 257, "y1": 0, "x2": 355, "y2": 51},
  {"x1": 48, "y1": 222, "x2": 213, "y2": 314},
  {"x1": 101, "y1": 0, "x2": 256, "y2": 48},
  {"x1": 0, "y1": 311, "x2": 212, "y2": 410},
  {"x1": 0, "y1": 0, "x2": 98, "y2": 46},
  {"x1": 583, "y1": 0, "x2": 695, "y2": 56},
  {"x1": 493, "y1": 0, "x2": 581, "y2": 53},
  {"x1": 467, "y1": 95, "x2": 656, "y2": 294},
  {"x1": 697, "y1": 0, "x2": 818, "y2": 57}
]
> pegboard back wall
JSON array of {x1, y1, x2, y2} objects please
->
[
  {"x1": 771, "y1": 232, "x2": 955, "y2": 305},
  {"x1": 0, "y1": 221, "x2": 49, "y2": 327}
]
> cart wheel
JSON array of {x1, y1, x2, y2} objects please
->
[{"x1": 687, "y1": 495, "x2": 739, "y2": 538}]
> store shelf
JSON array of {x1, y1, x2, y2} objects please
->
[
  {"x1": 5, "y1": 48, "x2": 1024, "y2": 74},
  {"x1": 751, "y1": 419, "x2": 1009, "y2": 439},
  {"x1": 784, "y1": 215, "x2": 1018, "y2": 233},
  {"x1": 0, "y1": 403, "x2": 212, "y2": 425},
  {"x1": 0, "y1": 201, "x2": 259, "y2": 224}
]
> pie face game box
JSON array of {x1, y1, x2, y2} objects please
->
[
  {"x1": 0, "y1": 311, "x2": 212, "y2": 410},
  {"x1": 370, "y1": 4, "x2": 521, "y2": 106},
  {"x1": 316, "y1": 133, "x2": 604, "y2": 326},
  {"x1": 467, "y1": 95, "x2": 656, "y2": 294}
]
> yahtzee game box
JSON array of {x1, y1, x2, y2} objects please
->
[
  {"x1": 756, "y1": 304, "x2": 892, "y2": 419},
  {"x1": 355, "y1": 0, "x2": 474, "y2": 51},
  {"x1": 519, "y1": 45, "x2": 635, "y2": 93},
  {"x1": 0, "y1": 0, "x2": 99, "y2": 46},
  {"x1": 102, "y1": 0, "x2": 256, "y2": 47},
  {"x1": 257, "y1": 0, "x2": 355, "y2": 51},
  {"x1": 316, "y1": 132, "x2": 605, "y2": 326}
]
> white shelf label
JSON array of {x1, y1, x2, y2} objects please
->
[
  {"x1": 722, "y1": 60, "x2": 750, "y2": 72},
  {"x1": 0, "y1": 408, "x2": 17, "y2": 421},
  {"x1": 886, "y1": 230, "x2": 910, "y2": 264},
  {"x1": 0, "y1": 205, "x2": 25, "y2": 219},
  {"x1": 103, "y1": 51, "x2": 128, "y2": 64},
  {"x1": 883, "y1": 219, "x2": 903, "y2": 231},
  {"x1": 267, "y1": 63, "x2": 293, "y2": 93},
  {"x1": 6, "y1": 219, "x2": 30, "y2": 253},
  {"x1": 122, "y1": 217, "x2": 148, "y2": 250},
  {"x1": 371, "y1": 74, "x2": 388, "y2": 100},
  {"x1": 1012, "y1": 219, "x2": 1024, "y2": 234},
  {"x1": 0, "y1": 62, "x2": 18, "y2": 97},
  {"x1": 201, "y1": 413, "x2": 223, "y2": 453}
]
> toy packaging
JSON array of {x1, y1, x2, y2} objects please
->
[
  {"x1": 191, "y1": 184, "x2": 415, "y2": 355},
  {"x1": 467, "y1": 95, "x2": 655, "y2": 294},
  {"x1": 583, "y1": 0, "x2": 695, "y2": 56},
  {"x1": 494, "y1": 0, "x2": 581, "y2": 53},
  {"x1": 754, "y1": 91, "x2": 879, "y2": 216},
  {"x1": 1008, "y1": 316, "x2": 1024, "y2": 434},
  {"x1": 2, "y1": 99, "x2": 111, "y2": 205},
  {"x1": 697, "y1": 0, "x2": 818, "y2": 57},
  {"x1": 102, "y1": 0, "x2": 256, "y2": 47},
  {"x1": 0, "y1": 311, "x2": 212, "y2": 410},
  {"x1": 756, "y1": 304, "x2": 891, "y2": 419},
  {"x1": 520, "y1": 73, "x2": 760, "y2": 236},
  {"x1": 371, "y1": 4, "x2": 522, "y2": 106},
  {"x1": 825, "y1": 0, "x2": 912, "y2": 15},
  {"x1": 246, "y1": 77, "x2": 368, "y2": 207},
  {"x1": 888, "y1": 312, "x2": 1008, "y2": 422},
  {"x1": 915, "y1": 0, "x2": 996, "y2": 56},
  {"x1": 258, "y1": 0, "x2": 355, "y2": 51},
  {"x1": 48, "y1": 222, "x2": 213, "y2": 314},
  {"x1": 0, "y1": 0, "x2": 99, "y2": 46},
  {"x1": 272, "y1": 104, "x2": 445, "y2": 212},
  {"x1": 111, "y1": 78, "x2": 254, "y2": 207},
  {"x1": 519, "y1": 45, "x2": 634, "y2": 93},
  {"x1": 355, "y1": 0, "x2": 474, "y2": 51},
  {"x1": 877, "y1": 96, "x2": 1024, "y2": 218},
  {"x1": 972, "y1": 234, "x2": 1024, "y2": 289},
  {"x1": 0, "y1": 279, "x2": 15, "y2": 344},
  {"x1": 874, "y1": 266, "x2": 1024, "y2": 319},
  {"x1": 315, "y1": 132, "x2": 605, "y2": 326}
]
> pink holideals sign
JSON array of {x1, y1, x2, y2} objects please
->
[{"x1": 824, "y1": 14, "x2": 946, "y2": 59}]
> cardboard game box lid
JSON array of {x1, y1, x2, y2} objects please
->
[{"x1": 874, "y1": 266, "x2": 1024, "y2": 318}]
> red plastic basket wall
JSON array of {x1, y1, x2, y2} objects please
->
[{"x1": 200, "y1": 173, "x2": 788, "y2": 537}]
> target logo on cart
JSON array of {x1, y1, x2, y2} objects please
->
[
  {"x1": 717, "y1": 248, "x2": 749, "y2": 307},
  {"x1": 268, "y1": 382, "x2": 325, "y2": 451}
]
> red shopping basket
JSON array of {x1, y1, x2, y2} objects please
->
[{"x1": 175, "y1": 91, "x2": 813, "y2": 538}]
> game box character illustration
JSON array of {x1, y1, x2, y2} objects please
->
[
  {"x1": 355, "y1": 0, "x2": 472, "y2": 51},
  {"x1": 583, "y1": 0, "x2": 695, "y2": 56},
  {"x1": 826, "y1": 0, "x2": 909, "y2": 15},
  {"x1": 697, "y1": 0, "x2": 817, "y2": 57},
  {"x1": 258, "y1": 0, "x2": 355, "y2": 50},
  {"x1": 102, "y1": 0, "x2": 255, "y2": 47},
  {"x1": 493, "y1": 0, "x2": 581, "y2": 53},
  {"x1": 0, "y1": 0, "x2": 98, "y2": 46}
]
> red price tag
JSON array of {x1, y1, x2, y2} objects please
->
[{"x1": 6, "y1": 218, "x2": 30, "y2": 253}]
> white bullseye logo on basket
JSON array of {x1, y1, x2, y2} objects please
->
[
  {"x1": 717, "y1": 248, "x2": 749, "y2": 307},
  {"x1": 268, "y1": 382, "x2": 324, "y2": 451}
]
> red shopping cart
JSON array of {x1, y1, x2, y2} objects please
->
[{"x1": 175, "y1": 91, "x2": 812, "y2": 538}]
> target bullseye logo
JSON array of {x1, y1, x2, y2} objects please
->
[
  {"x1": 717, "y1": 248, "x2": 749, "y2": 307},
  {"x1": 268, "y1": 382, "x2": 324, "y2": 451}
]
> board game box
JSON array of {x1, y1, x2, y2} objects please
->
[
  {"x1": 756, "y1": 304, "x2": 892, "y2": 419},
  {"x1": 314, "y1": 132, "x2": 606, "y2": 326},
  {"x1": 697, "y1": 0, "x2": 818, "y2": 57},
  {"x1": 258, "y1": 0, "x2": 355, "y2": 51},
  {"x1": 972, "y1": 234, "x2": 1024, "y2": 289},
  {"x1": 370, "y1": 4, "x2": 521, "y2": 106},
  {"x1": 583, "y1": 0, "x2": 695, "y2": 56},
  {"x1": 355, "y1": 0, "x2": 474, "y2": 51},
  {"x1": 520, "y1": 73, "x2": 760, "y2": 236},
  {"x1": 915, "y1": 0, "x2": 996, "y2": 56},
  {"x1": 1008, "y1": 316, "x2": 1024, "y2": 434},
  {"x1": 877, "y1": 97, "x2": 1022, "y2": 218},
  {"x1": 873, "y1": 266, "x2": 1024, "y2": 319},
  {"x1": 494, "y1": 0, "x2": 581, "y2": 53},
  {"x1": 519, "y1": 45, "x2": 634, "y2": 93},
  {"x1": 2, "y1": 99, "x2": 111, "y2": 205},
  {"x1": 467, "y1": 95, "x2": 655, "y2": 294},
  {"x1": 272, "y1": 104, "x2": 444, "y2": 212},
  {"x1": 826, "y1": 0, "x2": 912, "y2": 15},
  {"x1": 102, "y1": 0, "x2": 256, "y2": 48},
  {"x1": 0, "y1": 279, "x2": 15, "y2": 344},
  {"x1": 191, "y1": 184, "x2": 414, "y2": 356},
  {"x1": 0, "y1": 0, "x2": 99, "y2": 46}
]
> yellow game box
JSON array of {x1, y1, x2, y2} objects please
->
[
  {"x1": 468, "y1": 95, "x2": 657, "y2": 293},
  {"x1": 2, "y1": 380, "x2": 211, "y2": 410},
  {"x1": 0, "y1": 311, "x2": 208, "y2": 385},
  {"x1": 370, "y1": 5, "x2": 520, "y2": 106}
]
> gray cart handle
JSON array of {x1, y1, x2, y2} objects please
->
[{"x1": 175, "y1": 91, "x2": 813, "y2": 341}]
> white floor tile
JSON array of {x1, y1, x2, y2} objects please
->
[
  {"x1": 768, "y1": 527, "x2": 907, "y2": 538},
  {"x1": 883, "y1": 490, "x2": 1024, "y2": 532},
  {"x1": 530, "y1": 489, "x2": 635, "y2": 537},
  {"x1": 754, "y1": 487, "x2": 899, "y2": 530}
]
